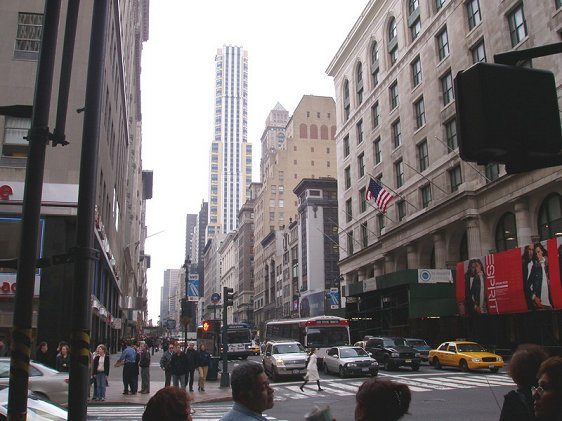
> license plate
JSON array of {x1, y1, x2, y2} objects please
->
[
  {"x1": 405, "y1": 359, "x2": 412, "y2": 363},
  {"x1": 362, "y1": 368, "x2": 369, "y2": 372},
  {"x1": 488, "y1": 365, "x2": 495, "y2": 369},
  {"x1": 293, "y1": 369, "x2": 301, "y2": 374}
]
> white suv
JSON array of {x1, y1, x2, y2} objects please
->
[{"x1": 262, "y1": 341, "x2": 308, "y2": 381}]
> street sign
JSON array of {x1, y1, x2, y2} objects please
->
[{"x1": 211, "y1": 292, "x2": 221, "y2": 304}]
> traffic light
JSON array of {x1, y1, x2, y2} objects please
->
[
  {"x1": 202, "y1": 320, "x2": 211, "y2": 332},
  {"x1": 223, "y1": 287, "x2": 234, "y2": 307}
]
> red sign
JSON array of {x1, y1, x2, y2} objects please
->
[{"x1": 457, "y1": 237, "x2": 562, "y2": 316}]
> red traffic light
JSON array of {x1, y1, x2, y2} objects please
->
[{"x1": 202, "y1": 320, "x2": 211, "y2": 332}]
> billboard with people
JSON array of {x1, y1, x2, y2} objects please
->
[{"x1": 456, "y1": 237, "x2": 562, "y2": 316}]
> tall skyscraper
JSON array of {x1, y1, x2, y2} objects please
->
[{"x1": 207, "y1": 45, "x2": 252, "y2": 239}]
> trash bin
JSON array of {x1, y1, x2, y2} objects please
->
[{"x1": 207, "y1": 356, "x2": 220, "y2": 381}]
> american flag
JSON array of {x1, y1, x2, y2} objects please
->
[{"x1": 365, "y1": 178, "x2": 394, "y2": 213}]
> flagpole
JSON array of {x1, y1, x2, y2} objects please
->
[
  {"x1": 402, "y1": 160, "x2": 449, "y2": 195},
  {"x1": 434, "y1": 135, "x2": 493, "y2": 183},
  {"x1": 366, "y1": 172, "x2": 419, "y2": 211}
]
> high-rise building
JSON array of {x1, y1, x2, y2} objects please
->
[
  {"x1": 161, "y1": 269, "x2": 183, "y2": 328},
  {"x1": 207, "y1": 45, "x2": 252, "y2": 239},
  {"x1": 185, "y1": 214, "x2": 197, "y2": 261},
  {"x1": 327, "y1": 0, "x2": 562, "y2": 345},
  {"x1": 0, "y1": 0, "x2": 150, "y2": 351}
]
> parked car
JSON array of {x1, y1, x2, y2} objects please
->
[
  {"x1": 0, "y1": 386, "x2": 68, "y2": 420},
  {"x1": 262, "y1": 340, "x2": 308, "y2": 381},
  {"x1": 428, "y1": 341, "x2": 504, "y2": 373},
  {"x1": 250, "y1": 343, "x2": 261, "y2": 356},
  {"x1": 323, "y1": 346, "x2": 378, "y2": 378},
  {"x1": 364, "y1": 337, "x2": 421, "y2": 371},
  {"x1": 405, "y1": 338, "x2": 432, "y2": 362},
  {"x1": 0, "y1": 358, "x2": 68, "y2": 405}
]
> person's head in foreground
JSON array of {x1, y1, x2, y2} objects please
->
[
  {"x1": 533, "y1": 356, "x2": 562, "y2": 420},
  {"x1": 508, "y1": 343, "x2": 548, "y2": 388},
  {"x1": 355, "y1": 378, "x2": 411, "y2": 421},
  {"x1": 142, "y1": 386, "x2": 193, "y2": 421},
  {"x1": 231, "y1": 362, "x2": 274, "y2": 413}
]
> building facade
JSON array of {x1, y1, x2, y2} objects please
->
[
  {"x1": 253, "y1": 96, "x2": 338, "y2": 329},
  {"x1": 207, "y1": 45, "x2": 252, "y2": 239},
  {"x1": 0, "y1": 1, "x2": 150, "y2": 352},
  {"x1": 327, "y1": 0, "x2": 562, "y2": 346}
]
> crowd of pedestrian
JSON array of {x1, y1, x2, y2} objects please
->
[{"x1": 160, "y1": 342, "x2": 211, "y2": 392}]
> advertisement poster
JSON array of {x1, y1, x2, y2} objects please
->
[
  {"x1": 457, "y1": 238, "x2": 562, "y2": 316},
  {"x1": 187, "y1": 274, "x2": 200, "y2": 301}
]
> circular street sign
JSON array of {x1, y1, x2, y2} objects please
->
[{"x1": 211, "y1": 292, "x2": 221, "y2": 304}]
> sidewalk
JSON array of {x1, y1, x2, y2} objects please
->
[
  {"x1": 95, "y1": 353, "x2": 233, "y2": 405},
  {"x1": 98, "y1": 378, "x2": 233, "y2": 405}
]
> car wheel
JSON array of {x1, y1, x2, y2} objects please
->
[
  {"x1": 412, "y1": 364, "x2": 420, "y2": 371},
  {"x1": 433, "y1": 357, "x2": 442, "y2": 369},
  {"x1": 384, "y1": 358, "x2": 393, "y2": 371},
  {"x1": 490, "y1": 366, "x2": 499, "y2": 373},
  {"x1": 323, "y1": 363, "x2": 330, "y2": 375},
  {"x1": 459, "y1": 359, "x2": 469, "y2": 372},
  {"x1": 339, "y1": 366, "x2": 346, "y2": 378}
]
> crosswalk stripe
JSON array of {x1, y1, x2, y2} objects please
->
[{"x1": 446, "y1": 376, "x2": 513, "y2": 386}]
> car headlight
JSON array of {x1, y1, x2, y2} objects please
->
[
  {"x1": 391, "y1": 352, "x2": 399, "y2": 357},
  {"x1": 347, "y1": 363, "x2": 357, "y2": 367},
  {"x1": 275, "y1": 359, "x2": 285, "y2": 367},
  {"x1": 371, "y1": 361, "x2": 378, "y2": 366},
  {"x1": 472, "y1": 358, "x2": 482, "y2": 362},
  {"x1": 414, "y1": 352, "x2": 421, "y2": 357},
  {"x1": 498, "y1": 357, "x2": 503, "y2": 362}
]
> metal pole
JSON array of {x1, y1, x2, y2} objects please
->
[
  {"x1": 184, "y1": 260, "x2": 189, "y2": 350},
  {"x1": 67, "y1": 1, "x2": 108, "y2": 419},
  {"x1": 220, "y1": 289, "x2": 230, "y2": 388},
  {"x1": 8, "y1": 1, "x2": 61, "y2": 419}
]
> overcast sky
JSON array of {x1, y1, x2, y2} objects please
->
[{"x1": 140, "y1": 0, "x2": 369, "y2": 322}]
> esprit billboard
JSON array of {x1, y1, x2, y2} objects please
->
[{"x1": 456, "y1": 237, "x2": 562, "y2": 316}]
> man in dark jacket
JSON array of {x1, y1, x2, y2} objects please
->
[
  {"x1": 139, "y1": 343, "x2": 151, "y2": 393},
  {"x1": 159, "y1": 343, "x2": 173, "y2": 387},
  {"x1": 184, "y1": 342, "x2": 198, "y2": 392},
  {"x1": 170, "y1": 343, "x2": 187, "y2": 389}
]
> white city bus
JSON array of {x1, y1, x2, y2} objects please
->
[{"x1": 263, "y1": 316, "x2": 351, "y2": 363}]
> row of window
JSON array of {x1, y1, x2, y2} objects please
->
[
  {"x1": 345, "y1": 193, "x2": 562, "y2": 256},
  {"x1": 343, "y1": 1, "x2": 530, "y2": 119}
]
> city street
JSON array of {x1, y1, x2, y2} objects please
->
[{"x1": 87, "y1": 354, "x2": 516, "y2": 420}]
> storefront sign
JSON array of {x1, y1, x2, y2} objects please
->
[{"x1": 0, "y1": 273, "x2": 41, "y2": 297}]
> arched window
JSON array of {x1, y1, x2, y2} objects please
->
[
  {"x1": 299, "y1": 123, "x2": 308, "y2": 139},
  {"x1": 459, "y1": 232, "x2": 468, "y2": 261},
  {"x1": 310, "y1": 124, "x2": 318, "y2": 139},
  {"x1": 343, "y1": 79, "x2": 351, "y2": 121},
  {"x1": 495, "y1": 212, "x2": 518, "y2": 252},
  {"x1": 538, "y1": 193, "x2": 562, "y2": 240},
  {"x1": 356, "y1": 62, "x2": 364, "y2": 104},
  {"x1": 371, "y1": 42, "x2": 380, "y2": 87},
  {"x1": 320, "y1": 125, "x2": 329, "y2": 140},
  {"x1": 388, "y1": 17, "x2": 399, "y2": 65}
]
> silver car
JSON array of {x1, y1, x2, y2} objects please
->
[
  {"x1": 262, "y1": 341, "x2": 308, "y2": 381},
  {"x1": 323, "y1": 346, "x2": 379, "y2": 378},
  {"x1": 0, "y1": 358, "x2": 68, "y2": 405},
  {"x1": 0, "y1": 386, "x2": 68, "y2": 420}
]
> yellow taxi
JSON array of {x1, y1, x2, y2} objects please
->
[{"x1": 428, "y1": 341, "x2": 504, "y2": 373}]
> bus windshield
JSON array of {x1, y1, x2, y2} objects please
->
[
  {"x1": 226, "y1": 329, "x2": 252, "y2": 343},
  {"x1": 306, "y1": 326, "x2": 349, "y2": 347}
]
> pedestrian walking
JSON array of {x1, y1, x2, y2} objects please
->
[
  {"x1": 35, "y1": 341, "x2": 51, "y2": 367},
  {"x1": 184, "y1": 342, "x2": 197, "y2": 392},
  {"x1": 139, "y1": 342, "x2": 151, "y2": 394},
  {"x1": 300, "y1": 348, "x2": 323, "y2": 392},
  {"x1": 160, "y1": 343, "x2": 173, "y2": 387},
  {"x1": 196, "y1": 343, "x2": 211, "y2": 392},
  {"x1": 92, "y1": 344, "x2": 110, "y2": 401},
  {"x1": 170, "y1": 343, "x2": 187, "y2": 388}
]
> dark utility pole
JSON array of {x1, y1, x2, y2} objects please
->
[
  {"x1": 8, "y1": 1, "x2": 62, "y2": 419},
  {"x1": 67, "y1": 1, "x2": 108, "y2": 420},
  {"x1": 220, "y1": 287, "x2": 234, "y2": 388}
]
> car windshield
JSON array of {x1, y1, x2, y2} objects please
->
[
  {"x1": 275, "y1": 343, "x2": 305, "y2": 354},
  {"x1": 407, "y1": 339, "x2": 428, "y2": 347},
  {"x1": 457, "y1": 343, "x2": 486, "y2": 352},
  {"x1": 339, "y1": 348, "x2": 369, "y2": 358},
  {"x1": 383, "y1": 338, "x2": 407, "y2": 347}
]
